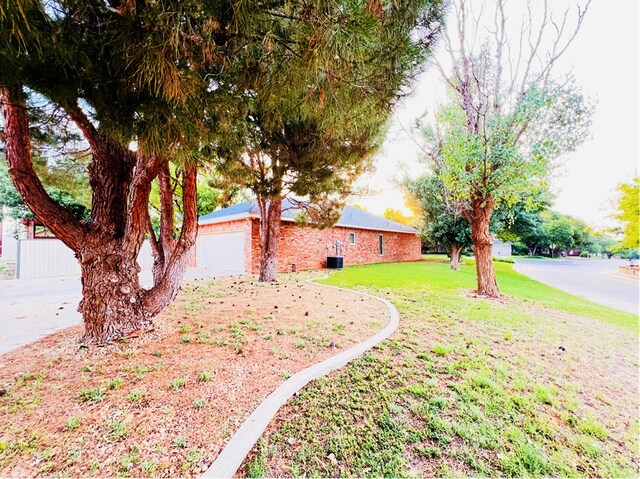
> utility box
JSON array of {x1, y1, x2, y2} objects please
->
[{"x1": 326, "y1": 256, "x2": 344, "y2": 269}]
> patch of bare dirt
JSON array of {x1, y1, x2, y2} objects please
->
[{"x1": 0, "y1": 273, "x2": 387, "y2": 477}]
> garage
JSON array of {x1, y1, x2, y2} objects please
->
[{"x1": 197, "y1": 231, "x2": 246, "y2": 274}]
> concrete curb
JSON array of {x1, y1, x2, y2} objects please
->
[{"x1": 202, "y1": 279, "x2": 399, "y2": 478}]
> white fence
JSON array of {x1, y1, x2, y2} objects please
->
[{"x1": 16, "y1": 239, "x2": 153, "y2": 279}]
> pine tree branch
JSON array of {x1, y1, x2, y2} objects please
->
[
  {"x1": 1, "y1": 85, "x2": 87, "y2": 251},
  {"x1": 123, "y1": 153, "x2": 164, "y2": 251}
]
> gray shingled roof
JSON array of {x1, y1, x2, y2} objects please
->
[{"x1": 198, "y1": 199, "x2": 417, "y2": 234}]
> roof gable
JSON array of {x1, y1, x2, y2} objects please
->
[{"x1": 198, "y1": 201, "x2": 256, "y2": 222}]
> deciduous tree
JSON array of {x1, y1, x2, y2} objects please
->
[
  {"x1": 420, "y1": 0, "x2": 593, "y2": 296},
  {"x1": 383, "y1": 209, "x2": 417, "y2": 227},
  {"x1": 613, "y1": 177, "x2": 639, "y2": 250},
  {"x1": 406, "y1": 171, "x2": 470, "y2": 270}
]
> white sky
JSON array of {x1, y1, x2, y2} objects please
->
[{"x1": 352, "y1": 0, "x2": 639, "y2": 231}]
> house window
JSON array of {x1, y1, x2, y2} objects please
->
[
  {"x1": 379, "y1": 234, "x2": 384, "y2": 255},
  {"x1": 349, "y1": 232, "x2": 356, "y2": 245}
]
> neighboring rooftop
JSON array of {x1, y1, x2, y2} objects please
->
[{"x1": 198, "y1": 199, "x2": 417, "y2": 234}]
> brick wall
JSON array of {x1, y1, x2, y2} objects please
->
[
  {"x1": 249, "y1": 218, "x2": 421, "y2": 274},
  {"x1": 197, "y1": 218, "x2": 421, "y2": 274}
]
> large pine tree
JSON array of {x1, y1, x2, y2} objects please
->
[
  {"x1": 214, "y1": 0, "x2": 443, "y2": 281},
  {"x1": 0, "y1": 1, "x2": 443, "y2": 342},
  {"x1": 0, "y1": 1, "x2": 278, "y2": 344}
]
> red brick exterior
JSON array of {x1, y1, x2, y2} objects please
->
[{"x1": 197, "y1": 217, "x2": 421, "y2": 274}]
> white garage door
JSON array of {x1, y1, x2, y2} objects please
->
[{"x1": 197, "y1": 231, "x2": 246, "y2": 274}]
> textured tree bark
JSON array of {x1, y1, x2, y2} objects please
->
[
  {"x1": 78, "y1": 241, "x2": 151, "y2": 345},
  {"x1": 144, "y1": 166, "x2": 198, "y2": 317},
  {"x1": 2, "y1": 85, "x2": 198, "y2": 345},
  {"x1": 449, "y1": 242, "x2": 461, "y2": 271},
  {"x1": 148, "y1": 162, "x2": 177, "y2": 284},
  {"x1": 470, "y1": 198, "x2": 500, "y2": 297},
  {"x1": 258, "y1": 196, "x2": 282, "y2": 282}
]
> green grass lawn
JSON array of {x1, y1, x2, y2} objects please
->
[
  {"x1": 325, "y1": 260, "x2": 638, "y2": 331},
  {"x1": 243, "y1": 260, "x2": 639, "y2": 478}
]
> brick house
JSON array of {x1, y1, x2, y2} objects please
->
[{"x1": 196, "y1": 200, "x2": 421, "y2": 274}]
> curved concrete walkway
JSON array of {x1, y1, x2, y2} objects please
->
[{"x1": 202, "y1": 280, "x2": 400, "y2": 478}]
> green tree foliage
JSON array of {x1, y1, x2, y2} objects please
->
[
  {"x1": 406, "y1": 171, "x2": 548, "y2": 265},
  {"x1": 0, "y1": 161, "x2": 89, "y2": 222},
  {"x1": 535, "y1": 211, "x2": 594, "y2": 257},
  {"x1": 1, "y1": 96, "x2": 91, "y2": 220},
  {"x1": 0, "y1": 161, "x2": 28, "y2": 219},
  {"x1": 417, "y1": 0, "x2": 593, "y2": 296},
  {"x1": 0, "y1": 0, "x2": 443, "y2": 339},
  {"x1": 5, "y1": 1, "x2": 406, "y2": 342},
  {"x1": 493, "y1": 192, "x2": 552, "y2": 256},
  {"x1": 547, "y1": 214, "x2": 577, "y2": 252},
  {"x1": 383, "y1": 208, "x2": 416, "y2": 227},
  {"x1": 613, "y1": 177, "x2": 639, "y2": 250},
  {"x1": 213, "y1": 0, "x2": 444, "y2": 281},
  {"x1": 431, "y1": 80, "x2": 592, "y2": 212},
  {"x1": 148, "y1": 166, "x2": 241, "y2": 222},
  {"x1": 424, "y1": 82, "x2": 593, "y2": 289},
  {"x1": 587, "y1": 231, "x2": 617, "y2": 257},
  {"x1": 405, "y1": 172, "x2": 471, "y2": 269}
]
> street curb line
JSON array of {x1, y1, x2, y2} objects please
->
[{"x1": 202, "y1": 279, "x2": 399, "y2": 478}]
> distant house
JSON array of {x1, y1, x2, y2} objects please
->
[
  {"x1": 196, "y1": 200, "x2": 421, "y2": 274},
  {"x1": 492, "y1": 239, "x2": 512, "y2": 258}
]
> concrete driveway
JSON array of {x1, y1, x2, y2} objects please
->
[
  {"x1": 514, "y1": 258, "x2": 639, "y2": 315},
  {"x1": 0, "y1": 267, "x2": 243, "y2": 355}
]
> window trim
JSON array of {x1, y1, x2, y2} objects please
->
[
  {"x1": 379, "y1": 234, "x2": 384, "y2": 256},
  {"x1": 348, "y1": 232, "x2": 356, "y2": 245}
]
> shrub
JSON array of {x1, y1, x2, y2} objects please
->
[{"x1": 493, "y1": 256, "x2": 515, "y2": 263}]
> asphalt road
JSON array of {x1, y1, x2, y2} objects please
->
[
  {"x1": 0, "y1": 267, "x2": 237, "y2": 355},
  {"x1": 514, "y1": 258, "x2": 639, "y2": 316}
]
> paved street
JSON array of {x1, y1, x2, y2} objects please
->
[
  {"x1": 514, "y1": 258, "x2": 639, "y2": 316},
  {"x1": 0, "y1": 268, "x2": 239, "y2": 354}
]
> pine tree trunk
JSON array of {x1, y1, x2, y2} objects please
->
[
  {"x1": 469, "y1": 199, "x2": 500, "y2": 297},
  {"x1": 258, "y1": 196, "x2": 282, "y2": 282},
  {"x1": 143, "y1": 166, "x2": 198, "y2": 318},
  {"x1": 2, "y1": 85, "x2": 198, "y2": 346},
  {"x1": 78, "y1": 244, "x2": 151, "y2": 345},
  {"x1": 450, "y1": 242, "x2": 461, "y2": 271}
]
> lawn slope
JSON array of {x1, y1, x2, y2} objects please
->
[{"x1": 242, "y1": 261, "x2": 639, "y2": 478}]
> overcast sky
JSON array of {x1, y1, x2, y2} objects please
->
[{"x1": 352, "y1": 0, "x2": 639, "y2": 231}]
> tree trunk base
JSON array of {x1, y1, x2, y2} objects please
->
[
  {"x1": 472, "y1": 242, "x2": 500, "y2": 297},
  {"x1": 79, "y1": 252, "x2": 152, "y2": 346}
]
